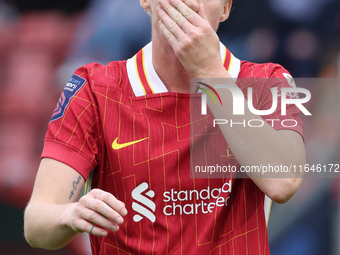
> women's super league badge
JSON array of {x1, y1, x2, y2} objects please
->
[{"x1": 50, "y1": 74, "x2": 86, "y2": 122}]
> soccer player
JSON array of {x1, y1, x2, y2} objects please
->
[{"x1": 24, "y1": 0, "x2": 305, "y2": 254}]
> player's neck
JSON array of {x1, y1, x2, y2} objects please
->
[{"x1": 152, "y1": 39, "x2": 191, "y2": 93}]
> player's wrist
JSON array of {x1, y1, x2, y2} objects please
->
[{"x1": 194, "y1": 66, "x2": 231, "y2": 79}]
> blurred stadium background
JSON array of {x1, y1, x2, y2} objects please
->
[{"x1": 0, "y1": 0, "x2": 339, "y2": 254}]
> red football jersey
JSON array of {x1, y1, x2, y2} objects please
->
[{"x1": 42, "y1": 42, "x2": 303, "y2": 255}]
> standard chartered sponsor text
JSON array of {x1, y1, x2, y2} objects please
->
[{"x1": 163, "y1": 181, "x2": 231, "y2": 216}]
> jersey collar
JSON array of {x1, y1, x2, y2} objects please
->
[{"x1": 127, "y1": 42, "x2": 241, "y2": 97}]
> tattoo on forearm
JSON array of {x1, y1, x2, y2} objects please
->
[{"x1": 69, "y1": 175, "x2": 82, "y2": 200}]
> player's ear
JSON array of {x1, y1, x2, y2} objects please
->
[
  {"x1": 140, "y1": 0, "x2": 151, "y2": 13},
  {"x1": 220, "y1": 0, "x2": 232, "y2": 22}
]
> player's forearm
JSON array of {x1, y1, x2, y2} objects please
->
[
  {"x1": 206, "y1": 81, "x2": 304, "y2": 168},
  {"x1": 216, "y1": 108, "x2": 303, "y2": 168},
  {"x1": 206, "y1": 79, "x2": 305, "y2": 202},
  {"x1": 24, "y1": 200, "x2": 78, "y2": 250}
]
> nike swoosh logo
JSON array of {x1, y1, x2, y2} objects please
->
[{"x1": 112, "y1": 137, "x2": 148, "y2": 150}]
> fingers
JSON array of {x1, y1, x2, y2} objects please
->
[
  {"x1": 156, "y1": 0, "x2": 197, "y2": 48},
  {"x1": 183, "y1": 0, "x2": 199, "y2": 13},
  {"x1": 70, "y1": 189, "x2": 127, "y2": 236},
  {"x1": 70, "y1": 217, "x2": 108, "y2": 237},
  {"x1": 79, "y1": 207, "x2": 119, "y2": 232},
  {"x1": 89, "y1": 225, "x2": 95, "y2": 235},
  {"x1": 156, "y1": 3, "x2": 185, "y2": 43},
  {"x1": 156, "y1": 0, "x2": 211, "y2": 48},
  {"x1": 92, "y1": 189, "x2": 127, "y2": 217},
  {"x1": 82, "y1": 220, "x2": 107, "y2": 237},
  {"x1": 158, "y1": 16, "x2": 179, "y2": 48},
  {"x1": 158, "y1": 0, "x2": 205, "y2": 26},
  {"x1": 80, "y1": 190, "x2": 127, "y2": 223}
]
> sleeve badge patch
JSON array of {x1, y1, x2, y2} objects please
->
[{"x1": 50, "y1": 74, "x2": 86, "y2": 122}]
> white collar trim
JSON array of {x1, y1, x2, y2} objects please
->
[{"x1": 127, "y1": 42, "x2": 241, "y2": 97}]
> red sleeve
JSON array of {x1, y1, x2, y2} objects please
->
[
  {"x1": 238, "y1": 62, "x2": 303, "y2": 138},
  {"x1": 41, "y1": 64, "x2": 103, "y2": 180},
  {"x1": 263, "y1": 65, "x2": 304, "y2": 139}
]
